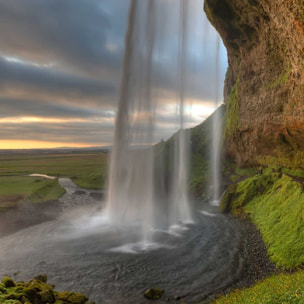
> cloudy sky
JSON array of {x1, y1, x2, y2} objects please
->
[{"x1": 0, "y1": 0, "x2": 227, "y2": 149}]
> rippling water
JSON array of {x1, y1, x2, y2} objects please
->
[{"x1": 0, "y1": 202, "x2": 246, "y2": 303}]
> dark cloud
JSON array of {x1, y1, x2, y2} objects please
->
[
  {"x1": 0, "y1": 97, "x2": 115, "y2": 119},
  {"x1": 0, "y1": 0, "x2": 130, "y2": 76},
  {"x1": 0, "y1": 57, "x2": 116, "y2": 104}
]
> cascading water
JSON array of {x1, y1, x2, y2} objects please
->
[
  {"x1": 211, "y1": 36, "x2": 222, "y2": 205},
  {"x1": 106, "y1": 0, "x2": 192, "y2": 238},
  {"x1": 169, "y1": 0, "x2": 192, "y2": 224}
]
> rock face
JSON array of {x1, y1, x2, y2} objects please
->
[{"x1": 204, "y1": 0, "x2": 304, "y2": 166}]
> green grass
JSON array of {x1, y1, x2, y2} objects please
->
[
  {"x1": 222, "y1": 172, "x2": 304, "y2": 268},
  {"x1": 0, "y1": 151, "x2": 109, "y2": 189},
  {"x1": 0, "y1": 176, "x2": 66, "y2": 210},
  {"x1": 212, "y1": 271, "x2": 304, "y2": 304}
]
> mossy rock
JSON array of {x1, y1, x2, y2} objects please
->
[
  {"x1": 2, "y1": 277, "x2": 16, "y2": 288},
  {"x1": 34, "y1": 274, "x2": 48, "y2": 283},
  {"x1": 57, "y1": 291, "x2": 88, "y2": 304},
  {"x1": 144, "y1": 287, "x2": 165, "y2": 300},
  {"x1": 0, "y1": 276, "x2": 91, "y2": 304}
]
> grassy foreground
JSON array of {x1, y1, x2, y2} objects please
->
[
  {"x1": 212, "y1": 271, "x2": 304, "y2": 304},
  {"x1": 213, "y1": 168, "x2": 304, "y2": 303}
]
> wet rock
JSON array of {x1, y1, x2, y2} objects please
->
[
  {"x1": 89, "y1": 192, "x2": 104, "y2": 201},
  {"x1": 144, "y1": 287, "x2": 165, "y2": 300},
  {"x1": 73, "y1": 190, "x2": 86, "y2": 195}
]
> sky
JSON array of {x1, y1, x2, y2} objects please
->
[{"x1": 0, "y1": 0, "x2": 227, "y2": 149}]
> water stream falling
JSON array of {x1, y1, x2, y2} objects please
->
[
  {"x1": 211, "y1": 36, "x2": 222, "y2": 204},
  {"x1": 106, "y1": 0, "x2": 192, "y2": 240}
]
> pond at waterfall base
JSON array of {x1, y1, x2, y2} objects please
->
[{"x1": 0, "y1": 200, "x2": 269, "y2": 304}]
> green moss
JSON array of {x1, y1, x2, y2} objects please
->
[
  {"x1": 2, "y1": 277, "x2": 16, "y2": 288},
  {"x1": 211, "y1": 271, "x2": 304, "y2": 304},
  {"x1": 257, "y1": 150, "x2": 304, "y2": 169},
  {"x1": 57, "y1": 292, "x2": 88, "y2": 304},
  {"x1": 0, "y1": 276, "x2": 91, "y2": 304},
  {"x1": 222, "y1": 172, "x2": 304, "y2": 268},
  {"x1": 224, "y1": 76, "x2": 239, "y2": 140}
]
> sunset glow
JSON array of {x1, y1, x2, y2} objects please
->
[{"x1": 0, "y1": 140, "x2": 106, "y2": 150}]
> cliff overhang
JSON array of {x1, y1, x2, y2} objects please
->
[{"x1": 204, "y1": 0, "x2": 304, "y2": 167}]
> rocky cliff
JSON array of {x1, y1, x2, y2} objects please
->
[{"x1": 204, "y1": 0, "x2": 304, "y2": 167}]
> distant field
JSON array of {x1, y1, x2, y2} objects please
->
[
  {"x1": 0, "y1": 151, "x2": 109, "y2": 210},
  {"x1": 0, "y1": 151, "x2": 109, "y2": 190}
]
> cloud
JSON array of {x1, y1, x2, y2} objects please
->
[
  {"x1": 0, "y1": 0, "x2": 130, "y2": 76},
  {"x1": 0, "y1": 57, "x2": 116, "y2": 105},
  {"x1": 0, "y1": 0, "x2": 227, "y2": 147}
]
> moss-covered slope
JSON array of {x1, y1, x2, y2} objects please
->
[{"x1": 222, "y1": 170, "x2": 304, "y2": 268}]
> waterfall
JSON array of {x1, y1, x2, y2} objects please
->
[
  {"x1": 211, "y1": 36, "x2": 222, "y2": 204},
  {"x1": 106, "y1": 0, "x2": 192, "y2": 238}
]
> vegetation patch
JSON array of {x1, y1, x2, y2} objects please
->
[
  {"x1": 221, "y1": 170, "x2": 304, "y2": 269},
  {"x1": 211, "y1": 270, "x2": 304, "y2": 304},
  {"x1": 0, "y1": 176, "x2": 65, "y2": 209},
  {"x1": 0, "y1": 276, "x2": 94, "y2": 304}
]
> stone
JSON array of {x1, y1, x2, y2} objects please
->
[{"x1": 144, "y1": 287, "x2": 165, "y2": 300}]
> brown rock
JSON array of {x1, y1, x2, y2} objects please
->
[{"x1": 204, "y1": 0, "x2": 304, "y2": 166}]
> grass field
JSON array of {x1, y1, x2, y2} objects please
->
[
  {"x1": 0, "y1": 151, "x2": 109, "y2": 189},
  {"x1": 0, "y1": 151, "x2": 109, "y2": 210}
]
